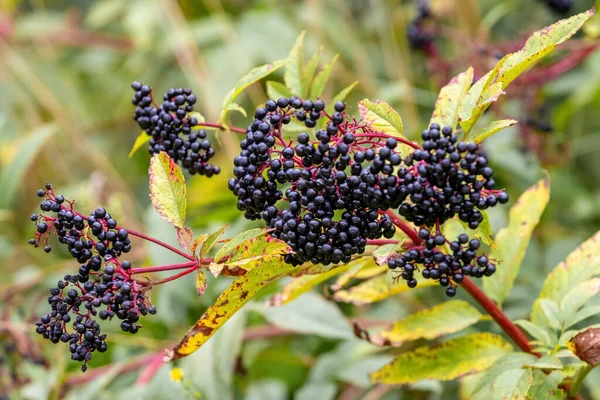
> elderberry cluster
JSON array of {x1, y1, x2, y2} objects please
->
[
  {"x1": 387, "y1": 231, "x2": 496, "y2": 297},
  {"x1": 30, "y1": 185, "x2": 157, "y2": 371},
  {"x1": 541, "y1": 0, "x2": 573, "y2": 14},
  {"x1": 407, "y1": 2, "x2": 434, "y2": 50},
  {"x1": 229, "y1": 98, "x2": 398, "y2": 265},
  {"x1": 131, "y1": 81, "x2": 220, "y2": 176},
  {"x1": 398, "y1": 124, "x2": 508, "y2": 228}
]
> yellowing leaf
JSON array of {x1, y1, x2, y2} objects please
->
[
  {"x1": 332, "y1": 257, "x2": 385, "y2": 291},
  {"x1": 333, "y1": 274, "x2": 437, "y2": 305},
  {"x1": 195, "y1": 270, "x2": 207, "y2": 296},
  {"x1": 379, "y1": 300, "x2": 482, "y2": 345},
  {"x1": 149, "y1": 152, "x2": 187, "y2": 228},
  {"x1": 226, "y1": 234, "x2": 293, "y2": 267},
  {"x1": 176, "y1": 227, "x2": 193, "y2": 254},
  {"x1": 466, "y1": 119, "x2": 518, "y2": 144},
  {"x1": 358, "y1": 99, "x2": 404, "y2": 138},
  {"x1": 459, "y1": 82, "x2": 505, "y2": 134},
  {"x1": 167, "y1": 258, "x2": 294, "y2": 360},
  {"x1": 268, "y1": 265, "x2": 348, "y2": 306},
  {"x1": 213, "y1": 228, "x2": 272, "y2": 263},
  {"x1": 309, "y1": 54, "x2": 339, "y2": 99},
  {"x1": 192, "y1": 225, "x2": 229, "y2": 262},
  {"x1": 284, "y1": 32, "x2": 305, "y2": 96},
  {"x1": 430, "y1": 68, "x2": 474, "y2": 130},
  {"x1": 128, "y1": 131, "x2": 150, "y2": 158},
  {"x1": 370, "y1": 333, "x2": 513, "y2": 384},
  {"x1": 223, "y1": 103, "x2": 247, "y2": 118},
  {"x1": 483, "y1": 177, "x2": 550, "y2": 305},
  {"x1": 220, "y1": 59, "x2": 286, "y2": 126}
]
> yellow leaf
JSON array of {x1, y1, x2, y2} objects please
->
[
  {"x1": 148, "y1": 152, "x2": 187, "y2": 228},
  {"x1": 465, "y1": 119, "x2": 518, "y2": 144},
  {"x1": 195, "y1": 270, "x2": 207, "y2": 296},
  {"x1": 128, "y1": 131, "x2": 150, "y2": 158}
]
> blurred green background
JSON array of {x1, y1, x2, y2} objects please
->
[{"x1": 1, "y1": 0, "x2": 600, "y2": 399}]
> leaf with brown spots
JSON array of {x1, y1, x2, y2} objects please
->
[
  {"x1": 148, "y1": 152, "x2": 186, "y2": 229},
  {"x1": 192, "y1": 225, "x2": 229, "y2": 263},
  {"x1": 370, "y1": 333, "x2": 513, "y2": 384},
  {"x1": 167, "y1": 258, "x2": 295, "y2": 360},
  {"x1": 195, "y1": 270, "x2": 207, "y2": 296},
  {"x1": 568, "y1": 328, "x2": 600, "y2": 366},
  {"x1": 175, "y1": 227, "x2": 193, "y2": 254}
]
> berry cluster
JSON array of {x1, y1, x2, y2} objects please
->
[
  {"x1": 541, "y1": 0, "x2": 573, "y2": 14},
  {"x1": 229, "y1": 98, "x2": 398, "y2": 265},
  {"x1": 398, "y1": 124, "x2": 508, "y2": 228},
  {"x1": 407, "y1": 2, "x2": 434, "y2": 51},
  {"x1": 30, "y1": 185, "x2": 156, "y2": 371},
  {"x1": 387, "y1": 231, "x2": 495, "y2": 296},
  {"x1": 131, "y1": 82, "x2": 220, "y2": 176}
]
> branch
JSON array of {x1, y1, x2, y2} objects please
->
[
  {"x1": 126, "y1": 229, "x2": 195, "y2": 261},
  {"x1": 196, "y1": 122, "x2": 246, "y2": 134}
]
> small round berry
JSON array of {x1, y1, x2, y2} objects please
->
[
  {"x1": 446, "y1": 287, "x2": 457, "y2": 297},
  {"x1": 37, "y1": 189, "x2": 45, "y2": 197},
  {"x1": 334, "y1": 102, "x2": 345, "y2": 112}
]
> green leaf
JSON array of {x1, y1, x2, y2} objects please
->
[
  {"x1": 490, "y1": 368, "x2": 533, "y2": 400},
  {"x1": 284, "y1": 31, "x2": 305, "y2": 96},
  {"x1": 459, "y1": 82, "x2": 505, "y2": 134},
  {"x1": 128, "y1": 131, "x2": 150, "y2": 158},
  {"x1": 379, "y1": 300, "x2": 482, "y2": 345},
  {"x1": 526, "y1": 370, "x2": 567, "y2": 400},
  {"x1": 332, "y1": 256, "x2": 385, "y2": 291},
  {"x1": 537, "y1": 230, "x2": 600, "y2": 304},
  {"x1": 196, "y1": 269, "x2": 207, "y2": 295},
  {"x1": 483, "y1": 177, "x2": 550, "y2": 305},
  {"x1": 333, "y1": 273, "x2": 437, "y2": 305},
  {"x1": 217, "y1": 231, "x2": 292, "y2": 267},
  {"x1": 471, "y1": 353, "x2": 538, "y2": 400},
  {"x1": 539, "y1": 299, "x2": 562, "y2": 330},
  {"x1": 309, "y1": 54, "x2": 339, "y2": 99},
  {"x1": 148, "y1": 152, "x2": 187, "y2": 229},
  {"x1": 167, "y1": 258, "x2": 294, "y2": 360},
  {"x1": 0, "y1": 123, "x2": 57, "y2": 209},
  {"x1": 192, "y1": 225, "x2": 229, "y2": 261},
  {"x1": 358, "y1": 99, "x2": 404, "y2": 137},
  {"x1": 322, "y1": 81, "x2": 358, "y2": 126},
  {"x1": 223, "y1": 103, "x2": 247, "y2": 118},
  {"x1": 514, "y1": 320, "x2": 553, "y2": 346},
  {"x1": 370, "y1": 333, "x2": 513, "y2": 384},
  {"x1": 430, "y1": 68, "x2": 474, "y2": 130},
  {"x1": 565, "y1": 305, "x2": 600, "y2": 329},
  {"x1": 220, "y1": 59, "x2": 286, "y2": 126},
  {"x1": 496, "y1": 10, "x2": 593, "y2": 88},
  {"x1": 266, "y1": 81, "x2": 293, "y2": 101},
  {"x1": 465, "y1": 119, "x2": 518, "y2": 144},
  {"x1": 268, "y1": 265, "x2": 348, "y2": 306},
  {"x1": 302, "y1": 47, "x2": 322, "y2": 97},
  {"x1": 560, "y1": 278, "x2": 600, "y2": 317},
  {"x1": 524, "y1": 355, "x2": 562, "y2": 370},
  {"x1": 213, "y1": 228, "x2": 271, "y2": 264}
]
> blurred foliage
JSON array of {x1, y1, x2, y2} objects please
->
[{"x1": 1, "y1": 0, "x2": 600, "y2": 399}]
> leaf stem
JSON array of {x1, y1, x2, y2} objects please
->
[
  {"x1": 569, "y1": 364, "x2": 593, "y2": 398},
  {"x1": 130, "y1": 260, "x2": 199, "y2": 275},
  {"x1": 126, "y1": 229, "x2": 195, "y2": 261},
  {"x1": 196, "y1": 122, "x2": 246, "y2": 134},
  {"x1": 144, "y1": 265, "x2": 200, "y2": 285},
  {"x1": 461, "y1": 277, "x2": 535, "y2": 354}
]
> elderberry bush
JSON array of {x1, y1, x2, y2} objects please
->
[
  {"x1": 131, "y1": 82, "x2": 220, "y2": 177},
  {"x1": 388, "y1": 231, "x2": 496, "y2": 296},
  {"x1": 228, "y1": 98, "x2": 398, "y2": 266},
  {"x1": 30, "y1": 184, "x2": 157, "y2": 371}
]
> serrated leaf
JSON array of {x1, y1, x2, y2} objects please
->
[
  {"x1": 284, "y1": 31, "x2": 305, "y2": 95},
  {"x1": 379, "y1": 300, "x2": 482, "y2": 345},
  {"x1": 568, "y1": 328, "x2": 600, "y2": 366},
  {"x1": 537, "y1": 230, "x2": 600, "y2": 304},
  {"x1": 175, "y1": 227, "x2": 193, "y2": 253},
  {"x1": 466, "y1": 119, "x2": 518, "y2": 144},
  {"x1": 497, "y1": 10, "x2": 593, "y2": 87},
  {"x1": 560, "y1": 278, "x2": 600, "y2": 317},
  {"x1": 526, "y1": 370, "x2": 566, "y2": 400},
  {"x1": 266, "y1": 81, "x2": 293, "y2": 101},
  {"x1": 333, "y1": 274, "x2": 437, "y2": 305},
  {"x1": 483, "y1": 177, "x2": 550, "y2": 305},
  {"x1": 128, "y1": 131, "x2": 150, "y2": 158},
  {"x1": 268, "y1": 265, "x2": 348, "y2": 306},
  {"x1": 196, "y1": 270, "x2": 207, "y2": 296},
  {"x1": 565, "y1": 306, "x2": 600, "y2": 329},
  {"x1": 302, "y1": 47, "x2": 322, "y2": 97},
  {"x1": 358, "y1": 99, "x2": 404, "y2": 138},
  {"x1": 514, "y1": 320, "x2": 553, "y2": 346},
  {"x1": 223, "y1": 103, "x2": 247, "y2": 117},
  {"x1": 192, "y1": 225, "x2": 229, "y2": 262},
  {"x1": 167, "y1": 258, "x2": 294, "y2": 360},
  {"x1": 213, "y1": 228, "x2": 270, "y2": 263},
  {"x1": 459, "y1": 82, "x2": 505, "y2": 134},
  {"x1": 371, "y1": 333, "x2": 513, "y2": 384},
  {"x1": 148, "y1": 152, "x2": 187, "y2": 228},
  {"x1": 430, "y1": 68, "x2": 473, "y2": 130},
  {"x1": 220, "y1": 60, "x2": 286, "y2": 126},
  {"x1": 459, "y1": 209, "x2": 493, "y2": 247},
  {"x1": 309, "y1": 54, "x2": 339, "y2": 99}
]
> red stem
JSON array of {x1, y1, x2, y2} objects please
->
[
  {"x1": 135, "y1": 353, "x2": 164, "y2": 386},
  {"x1": 130, "y1": 261, "x2": 199, "y2": 275},
  {"x1": 383, "y1": 210, "x2": 421, "y2": 244},
  {"x1": 366, "y1": 239, "x2": 399, "y2": 246},
  {"x1": 145, "y1": 265, "x2": 199, "y2": 285},
  {"x1": 461, "y1": 277, "x2": 535, "y2": 354},
  {"x1": 197, "y1": 122, "x2": 246, "y2": 134},
  {"x1": 126, "y1": 229, "x2": 194, "y2": 261}
]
